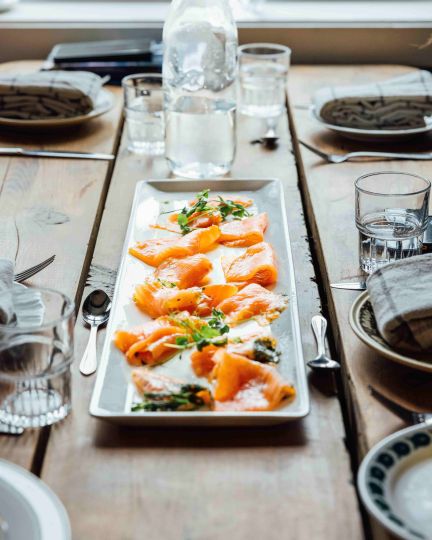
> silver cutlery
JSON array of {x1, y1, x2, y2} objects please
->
[
  {"x1": 368, "y1": 385, "x2": 432, "y2": 426},
  {"x1": 307, "y1": 315, "x2": 340, "y2": 370},
  {"x1": 299, "y1": 139, "x2": 432, "y2": 164},
  {"x1": 251, "y1": 125, "x2": 279, "y2": 149},
  {"x1": 80, "y1": 289, "x2": 111, "y2": 376},
  {"x1": 331, "y1": 281, "x2": 367, "y2": 291},
  {"x1": 0, "y1": 147, "x2": 114, "y2": 161},
  {"x1": 14, "y1": 255, "x2": 55, "y2": 283}
]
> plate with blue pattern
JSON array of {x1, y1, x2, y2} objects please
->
[{"x1": 358, "y1": 422, "x2": 432, "y2": 540}]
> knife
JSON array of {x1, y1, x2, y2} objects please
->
[
  {"x1": 0, "y1": 147, "x2": 114, "y2": 161},
  {"x1": 330, "y1": 281, "x2": 366, "y2": 291}
]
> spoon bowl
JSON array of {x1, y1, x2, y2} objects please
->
[
  {"x1": 307, "y1": 315, "x2": 340, "y2": 371},
  {"x1": 80, "y1": 289, "x2": 111, "y2": 376}
]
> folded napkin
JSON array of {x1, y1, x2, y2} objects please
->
[
  {"x1": 0, "y1": 259, "x2": 15, "y2": 325},
  {"x1": 313, "y1": 70, "x2": 432, "y2": 130},
  {"x1": 0, "y1": 71, "x2": 108, "y2": 120},
  {"x1": 367, "y1": 254, "x2": 432, "y2": 353}
]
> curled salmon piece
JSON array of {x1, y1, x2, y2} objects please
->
[
  {"x1": 168, "y1": 211, "x2": 222, "y2": 230},
  {"x1": 211, "y1": 349, "x2": 295, "y2": 411},
  {"x1": 222, "y1": 242, "x2": 277, "y2": 286},
  {"x1": 129, "y1": 225, "x2": 220, "y2": 267},
  {"x1": 155, "y1": 254, "x2": 213, "y2": 289},
  {"x1": 219, "y1": 213, "x2": 268, "y2": 247},
  {"x1": 191, "y1": 344, "x2": 220, "y2": 378},
  {"x1": 217, "y1": 283, "x2": 287, "y2": 324},
  {"x1": 196, "y1": 283, "x2": 239, "y2": 316},
  {"x1": 114, "y1": 316, "x2": 187, "y2": 366},
  {"x1": 134, "y1": 281, "x2": 203, "y2": 319},
  {"x1": 191, "y1": 334, "x2": 280, "y2": 378},
  {"x1": 131, "y1": 369, "x2": 213, "y2": 411}
]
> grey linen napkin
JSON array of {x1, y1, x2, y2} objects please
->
[
  {"x1": 0, "y1": 71, "x2": 108, "y2": 120},
  {"x1": 0, "y1": 259, "x2": 15, "y2": 325},
  {"x1": 367, "y1": 254, "x2": 432, "y2": 353},
  {"x1": 313, "y1": 70, "x2": 432, "y2": 130}
]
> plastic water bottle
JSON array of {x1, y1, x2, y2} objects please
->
[{"x1": 163, "y1": 0, "x2": 238, "y2": 179}]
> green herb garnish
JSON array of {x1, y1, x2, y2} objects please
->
[
  {"x1": 132, "y1": 383, "x2": 210, "y2": 412},
  {"x1": 157, "y1": 278, "x2": 177, "y2": 288},
  {"x1": 217, "y1": 195, "x2": 252, "y2": 220}
]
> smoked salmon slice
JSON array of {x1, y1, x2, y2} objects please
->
[
  {"x1": 131, "y1": 369, "x2": 212, "y2": 410},
  {"x1": 191, "y1": 344, "x2": 220, "y2": 378},
  {"x1": 129, "y1": 225, "x2": 220, "y2": 267},
  {"x1": 191, "y1": 334, "x2": 280, "y2": 378},
  {"x1": 219, "y1": 213, "x2": 268, "y2": 247},
  {"x1": 133, "y1": 281, "x2": 203, "y2": 319},
  {"x1": 155, "y1": 254, "x2": 213, "y2": 289},
  {"x1": 211, "y1": 349, "x2": 295, "y2": 411},
  {"x1": 222, "y1": 242, "x2": 277, "y2": 286},
  {"x1": 114, "y1": 316, "x2": 187, "y2": 366},
  {"x1": 196, "y1": 284, "x2": 238, "y2": 316},
  {"x1": 217, "y1": 283, "x2": 287, "y2": 324}
]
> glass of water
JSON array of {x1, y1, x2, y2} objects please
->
[
  {"x1": 238, "y1": 43, "x2": 291, "y2": 118},
  {"x1": 122, "y1": 73, "x2": 165, "y2": 155},
  {"x1": 355, "y1": 172, "x2": 431, "y2": 273},
  {"x1": 0, "y1": 287, "x2": 75, "y2": 428}
]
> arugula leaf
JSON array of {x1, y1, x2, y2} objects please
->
[
  {"x1": 175, "y1": 335, "x2": 189, "y2": 348},
  {"x1": 217, "y1": 196, "x2": 252, "y2": 221}
]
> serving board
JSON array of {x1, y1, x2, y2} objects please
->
[{"x1": 90, "y1": 178, "x2": 310, "y2": 425}]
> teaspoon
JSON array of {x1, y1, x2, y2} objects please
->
[
  {"x1": 79, "y1": 289, "x2": 111, "y2": 376},
  {"x1": 307, "y1": 315, "x2": 340, "y2": 370}
]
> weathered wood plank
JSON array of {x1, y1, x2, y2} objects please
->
[
  {"x1": 0, "y1": 61, "x2": 124, "y2": 470},
  {"x1": 41, "y1": 113, "x2": 363, "y2": 539},
  {"x1": 289, "y1": 64, "x2": 432, "y2": 539}
]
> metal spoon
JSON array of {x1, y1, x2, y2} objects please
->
[
  {"x1": 250, "y1": 120, "x2": 280, "y2": 149},
  {"x1": 79, "y1": 289, "x2": 111, "y2": 376},
  {"x1": 307, "y1": 315, "x2": 340, "y2": 370}
]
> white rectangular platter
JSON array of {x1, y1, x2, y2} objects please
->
[{"x1": 90, "y1": 178, "x2": 310, "y2": 426}]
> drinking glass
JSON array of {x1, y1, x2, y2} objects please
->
[
  {"x1": 355, "y1": 172, "x2": 431, "y2": 273},
  {"x1": 0, "y1": 287, "x2": 75, "y2": 428},
  {"x1": 122, "y1": 73, "x2": 165, "y2": 155},
  {"x1": 238, "y1": 43, "x2": 291, "y2": 118}
]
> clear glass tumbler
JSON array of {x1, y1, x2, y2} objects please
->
[
  {"x1": 0, "y1": 287, "x2": 75, "y2": 428},
  {"x1": 238, "y1": 43, "x2": 291, "y2": 118},
  {"x1": 355, "y1": 171, "x2": 431, "y2": 273},
  {"x1": 122, "y1": 73, "x2": 165, "y2": 155}
]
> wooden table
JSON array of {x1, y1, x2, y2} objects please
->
[{"x1": 0, "y1": 61, "x2": 429, "y2": 539}]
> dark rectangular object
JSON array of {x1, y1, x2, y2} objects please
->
[{"x1": 42, "y1": 39, "x2": 163, "y2": 85}]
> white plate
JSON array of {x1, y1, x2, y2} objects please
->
[
  {"x1": 0, "y1": 88, "x2": 114, "y2": 129},
  {"x1": 349, "y1": 291, "x2": 432, "y2": 373},
  {"x1": 0, "y1": 459, "x2": 71, "y2": 540},
  {"x1": 310, "y1": 105, "x2": 432, "y2": 142},
  {"x1": 90, "y1": 178, "x2": 310, "y2": 426},
  {"x1": 358, "y1": 422, "x2": 432, "y2": 540}
]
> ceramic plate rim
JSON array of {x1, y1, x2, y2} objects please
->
[
  {"x1": 358, "y1": 422, "x2": 432, "y2": 540},
  {"x1": 90, "y1": 177, "x2": 310, "y2": 425},
  {"x1": 349, "y1": 291, "x2": 432, "y2": 373},
  {"x1": 0, "y1": 88, "x2": 114, "y2": 128},
  {"x1": 0, "y1": 458, "x2": 71, "y2": 540},
  {"x1": 310, "y1": 105, "x2": 432, "y2": 137}
]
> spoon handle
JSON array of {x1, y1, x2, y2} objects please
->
[
  {"x1": 79, "y1": 324, "x2": 98, "y2": 376},
  {"x1": 311, "y1": 315, "x2": 327, "y2": 356}
]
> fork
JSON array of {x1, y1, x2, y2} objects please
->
[
  {"x1": 299, "y1": 140, "x2": 432, "y2": 164},
  {"x1": 368, "y1": 385, "x2": 432, "y2": 426},
  {"x1": 14, "y1": 255, "x2": 55, "y2": 283}
]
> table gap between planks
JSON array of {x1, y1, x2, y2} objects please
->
[
  {"x1": 38, "y1": 94, "x2": 361, "y2": 537},
  {"x1": 289, "y1": 64, "x2": 432, "y2": 540}
]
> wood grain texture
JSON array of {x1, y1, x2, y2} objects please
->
[
  {"x1": 41, "y1": 114, "x2": 363, "y2": 539},
  {"x1": 0, "y1": 61, "x2": 123, "y2": 469},
  {"x1": 288, "y1": 64, "x2": 432, "y2": 540}
]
